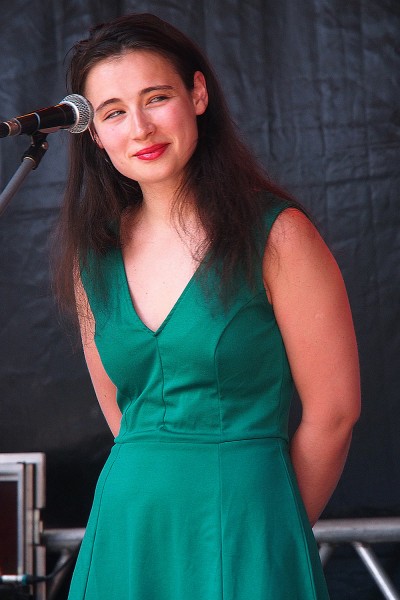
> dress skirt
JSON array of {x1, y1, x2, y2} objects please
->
[{"x1": 68, "y1": 437, "x2": 329, "y2": 599}]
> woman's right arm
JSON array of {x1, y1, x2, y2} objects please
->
[{"x1": 75, "y1": 278, "x2": 122, "y2": 438}]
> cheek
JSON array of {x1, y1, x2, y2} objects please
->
[
  {"x1": 167, "y1": 100, "x2": 197, "y2": 128},
  {"x1": 96, "y1": 129, "x2": 125, "y2": 156},
  {"x1": 170, "y1": 106, "x2": 198, "y2": 146}
]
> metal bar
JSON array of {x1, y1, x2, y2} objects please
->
[
  {"x1": 318, "y1": 542, "x2": 336, "y2": 567},
  {"x1": 42, "y1": 528, "x2": 85, "y2": 552},
  {"x1": 352, "y1": 542, "x2": 400, "y2": 600},
  {"x1": 47, "y1": 549, "x2": 75, "y2": 600},
  {"x1": 313, "y1": 518, "x2": 400, "y2": 544},
  {"x1": 43, "y1": 518, "x2": 400, "y2": 548}
]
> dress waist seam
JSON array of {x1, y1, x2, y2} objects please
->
[{"x1": 113, "y1": 434, "x2": 289, "y2": 446}]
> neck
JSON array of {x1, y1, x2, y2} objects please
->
[
  {"x1": 140, "y1": 194, "x2": 175, "y2": 226},
  {"x1": 139, "y1": 183, "x2": 196, "y2": 230},
  {"x1": 122, "y1": 186, "x2": 205, "y2": 256}
]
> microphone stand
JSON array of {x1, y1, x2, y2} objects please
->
[{"x1": 0, "y1": 131, "x2": 49, "y2": 217}]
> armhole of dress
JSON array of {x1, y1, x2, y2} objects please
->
[
  {"x1": 262, "y1": 200, "x2": 296, "y2": 244},
  {"x1": 259, "y1": 201, "x2": 299, "y2": 306}
]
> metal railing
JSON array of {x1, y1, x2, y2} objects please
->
[
  {"x1": 314, "y1": 518, "x2": 400, "y2": 600},
  {"x1": 42, "y1": 518, "x2": 400, "y2": 600}
]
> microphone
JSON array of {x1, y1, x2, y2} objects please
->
[{"x1": 0, "y1": 94, "x2": 93, "y2": 138}]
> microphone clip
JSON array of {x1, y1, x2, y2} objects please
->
[
  {"x1": 0, "y1": 131, "x2": 50, "y2": 217},
  {"x1": 22, "y1": 132, "x2": 49, "y2": 170}
]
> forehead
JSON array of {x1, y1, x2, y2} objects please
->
[{"x1": 84, "y1": 50, "x2": 181, "y2": 95}]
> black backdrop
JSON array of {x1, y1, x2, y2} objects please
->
[{"x1": 0, "y1": 1, "x2": 399, "y2": 598}]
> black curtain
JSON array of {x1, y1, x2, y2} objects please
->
[{"x1": 0, "y1": 1, "x2": 399, "y2": 597}]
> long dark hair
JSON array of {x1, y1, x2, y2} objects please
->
[{"x1": 54, "y1": 12, "x2": 293, "y2": 317}]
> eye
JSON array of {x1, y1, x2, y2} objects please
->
[
  {"x1": 104, "y1": 109, "x2": 124, "y2": 120},
  {"x1": 148, "y1": 95, "x2": 169, "y2": 104}
]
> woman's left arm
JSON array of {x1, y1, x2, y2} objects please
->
[{"x1": 264, "y1": 208, "x2": 361, "y2": 526}]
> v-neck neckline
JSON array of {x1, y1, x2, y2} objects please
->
[{"x1": 116, "y1": 247, "x2": 202, "y2": 336}]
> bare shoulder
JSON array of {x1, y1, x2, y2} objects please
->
[
  {"x1": 267, "y1": 207, "x2": 326, "y2": 257},
  {"x1": 263, "y1": 207, "x2": 340, "y2": 295}
]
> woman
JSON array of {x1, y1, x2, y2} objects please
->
[{"x1": 55, "y1": 13, "x2": 360, "y2": 600}]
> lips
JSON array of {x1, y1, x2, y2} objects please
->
[{"x1": 134, "y1": 143, "x2": 169, "y2": 160}]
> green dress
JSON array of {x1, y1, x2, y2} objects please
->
[{"x1": 68, "y1": 202, "x2": 330, "y2": 599}]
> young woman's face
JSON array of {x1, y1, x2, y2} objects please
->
[{"x1": 84, "y1": 50, "x2": 208, "y2": 196}]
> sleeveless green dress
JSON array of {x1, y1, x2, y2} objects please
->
[{"x1": 68, "y1": 202, "x2": 329, "y2": 599}]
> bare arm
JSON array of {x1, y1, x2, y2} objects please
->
[
  {"x1": 264, "y1": 208, "x2": 361, "y2": 525},
  {"x1": 75, "y1": 278, "x2": 122, "y2": 438}
]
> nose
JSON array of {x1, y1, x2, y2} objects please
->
[{"x1": 129, "y1": 108, "x2": 154, "y2": 140}]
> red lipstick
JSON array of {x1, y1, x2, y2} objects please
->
[{"x1": 134, "y1": 143, "x2": 169, "y2": 160}]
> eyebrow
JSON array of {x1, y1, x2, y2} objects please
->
[{"x1": 94, "y1": 85, "x2": 175, "y2": 114}]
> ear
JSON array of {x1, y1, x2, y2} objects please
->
[
  {"x1": 89, "y1": 127, "x2": 104, "y2": 149},
  {"x1": 192, "y1": 71, "x2": 208, "y2": 116}
]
